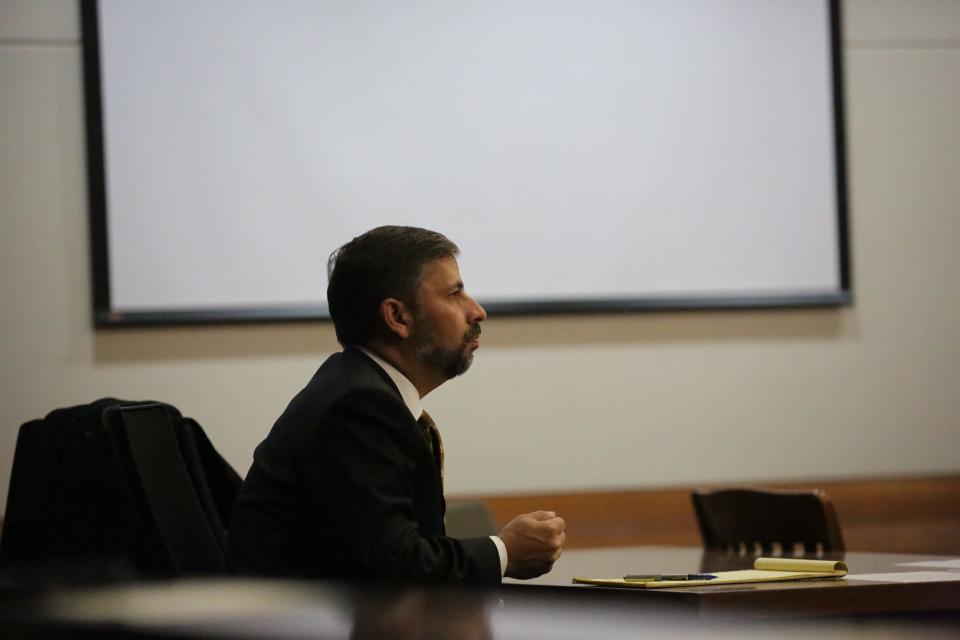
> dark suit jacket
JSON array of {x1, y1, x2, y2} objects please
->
[{"x1": 228, "y1": 347, "x2": 501, "y2": 585}]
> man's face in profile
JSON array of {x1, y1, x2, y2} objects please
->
[{"x1": 411, "y1": 256, "x2": 486, "y2": 379}]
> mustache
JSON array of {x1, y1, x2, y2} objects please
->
[{"x1": 464, "y1": 324, "x2": 482, "y2": 341}]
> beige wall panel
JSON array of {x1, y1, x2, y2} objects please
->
[
  {"x1": 846, "y1": 0, "x2": 960, "y2": 43},
  {"x1": 1, "y1": 45, "x2": 86, "y2": 499},
  {"x1": 0, "y1": 0, "x2": 78, "y2": 42}
]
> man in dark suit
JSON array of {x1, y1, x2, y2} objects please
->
[{"x1": 229, "y1": 225, "x2": 565, "y2": 584}]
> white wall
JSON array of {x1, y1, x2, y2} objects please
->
[{"x1": 1, "y1": 0, "x2": 959, "y2": 513}]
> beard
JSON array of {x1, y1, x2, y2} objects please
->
[{"x1": 412, "y1": 317, "x2": 481, "y2": 379}]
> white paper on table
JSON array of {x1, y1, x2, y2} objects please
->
[
  {"x1": 897, "y1": 559, "x2": 960, "y2": 570},
  {"x1": 846, "y1": 571, "x2": 960, "y2": 583}
]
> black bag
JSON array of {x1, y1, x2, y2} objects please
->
[{"x1": 0, "y1": 398, "x2": 241, "y2": 583}]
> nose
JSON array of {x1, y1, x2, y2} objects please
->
[{"x1": 468, "y1": 294, "x2": 487, "y2": 323}]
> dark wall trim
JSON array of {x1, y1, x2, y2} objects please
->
[
  {"x1": 80, "y1": 0, "x2": 112, "y2": 324},
  {"x1": 94, "y1": 292, "x2": 851, "y2": 328},
  {"x1": 830, "y1": 0, "x2": 853, "y2": 294}
]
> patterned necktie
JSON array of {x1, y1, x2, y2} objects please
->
[{"x1": 418, "y1": 410, "x2": 444, "y2": 489}]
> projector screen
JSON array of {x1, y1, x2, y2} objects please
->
[{"x1": 81, "y1": 0, "x2": 849, "y2": 326}]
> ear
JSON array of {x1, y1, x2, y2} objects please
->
[{"x1": 379, "y1": 297, "x2": 414, "y2": 340}]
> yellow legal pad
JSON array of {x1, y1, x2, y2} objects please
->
[{"x1": 573, "y1": 557, "x2": 848, "y2": 589}]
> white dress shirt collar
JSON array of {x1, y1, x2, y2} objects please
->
[{"x1": 355, "y1": 346, "x2": 423, "y2": 421}]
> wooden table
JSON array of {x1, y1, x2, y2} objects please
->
[
  {"x1": 502, "y1": 545, "x2": 960, "y2": 619},
  {"x1": 2, "y1": 574, "x2": 958, "y2": 639},
  {"x1": 2, "y1": 549, "x2": 959, "y2": 636}
]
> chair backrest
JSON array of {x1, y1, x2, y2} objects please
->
[
  {"x1": 170, "y1": 417, "x2": 235, "y2": 552},
  {"x1": 691, "y1": 487, "x2": 845, "y2": 554},
  {"x1": 444, "y1": 501, "x2": 498, "y2": 538},
  {"x1": 102, "y1": 403, "x2": 228, "y2": 577}
]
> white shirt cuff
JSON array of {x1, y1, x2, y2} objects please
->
[{"x1": 490, "y1": 535, "x2": 508, "y2": 577}]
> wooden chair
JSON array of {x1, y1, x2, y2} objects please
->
[{"x1": 691, "y1": 487, "x2": 845, "y2": 556}]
